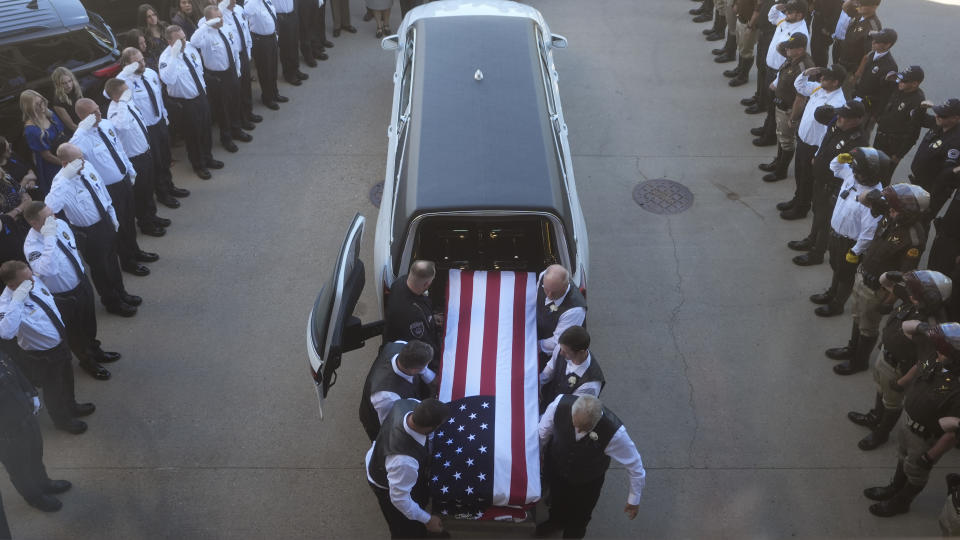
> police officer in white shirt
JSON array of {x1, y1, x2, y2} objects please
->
[
  {"x1": 70, "y1": 99, "x2": 157, "y2": 277},
  {"x1": 218, "y1": 0, "x2": 263, "y2": 124},
  {"x1": 44, "y1": 144, "x2": 139, "y2": 318},
  {"x1": 116, "y1": 47, "x2": 191, "y2": 208},
  {"x1": 191, "y1": 7, "x2": 253, "y2": 153},
  {"x1": 0, "y1": 260, "x2": 94, "y2": 434},
  {"x1": 105, "y1": 78, "x2": 170, "y2": 238},
  {"x1": 272, "y1": 0, "x2": 308, "y2": 86},
  {"x1": 754, "y1": 0, "x2": 810, "y2": 146},
  {"x1": 159, "y1": 25, "x2": 223, "y2": 179},
  {"x1": 243, "y1": 0, "x2": 287, "y2": 110},
  {"x1": 539, "y1": 326, "x2": 605, "y2": 410},
  {"x1": 811, "y1": 150, "x2": 883, "y2": 317},
  {"x1": 22, "y1": 202, "x2": 120, "y2": 381}
]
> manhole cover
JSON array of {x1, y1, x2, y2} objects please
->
[
  {"x1": 632, "y1": 179, "x2": 693, "y2": 214},
  {"x1": 369, "y1": 181, "x2": 384, "y2": 208}
]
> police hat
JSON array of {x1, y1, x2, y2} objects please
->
[
  {"x1": 822, "y1": 64, "x2": 847, "y2": 82},
  {"x1": 869, "y1": 28, "x2": 897, "y2": 44},
  {"x1": 933, "y1": 98, "x2": 960, "y2": 118},
  {"x1": 896, "y1": 65, "x2": 924, "y2": 84},
  {"x1": 784, "y1": 32, "x2": 808, "y2": 49},
  {"x1": 838, "y1": 100, "x2": 866, "y2": 118},
  {"x1": 784, "y1": 0, "x2": 808, "y2": 14}
]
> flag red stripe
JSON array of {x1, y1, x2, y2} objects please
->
[
  {"x1": 479, "y1": 272, "x2": 500, "y2": 396},
  {"x1": 508, "y1": 271, "x2": 528, "y2": 504},
  {"x1": 450, "y1": 270, "x2": 473, "y2": 401}
]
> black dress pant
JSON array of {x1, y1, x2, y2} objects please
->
[
  {"x1": 15, "y1": 343, "x2": 76, "y2": 427},
  {"x1": 204, "y1": 69, "x2": 243, "y2": 144},
  {"x1": 53, "y1": 278, "x2": 103, "y2": 366},
  {"x1": 811, "y1": 32, "x2": 831, "y2": 69},
  {"x1": 277, "y1": 11, "x2": 300, "y2": 80},
  {"x1": 0, "y1": 414, "x2": 49, "y2": 504},
  {"x1": 369, "y1": 483, "x2": 428, "y2": 538},
  {"x1": 316, "y1": 1, "x2": 328, "y2": 47},
  {"x1": 793, "y1": 140, "x2": 817, "y2": 208},
  {"x1": 147, "y1": 121, "x2": 175, "y2": 196},
  {"x1": 170, "y1": 95, "x2": 213, "y2": 170},
  {"x1": 238, "y1": 49, "x2": 254, "y2": 120},
  {"x1": 252, "y1": 33, "x2": 280, "y2": 103},
  {"x1": 929, "y1": 196, "x2": 960, "y2": 275},
  {"x1": 73, "y1": 219, "x2": 125, "y2": 308},
  {"x1": 130, "y1": 152, "x2": 159, "y2": 228},
  {"x1": 760, "y1": 67, "x2": 777, "y2": 138},
  {"x1": 105, "y1": 178, "x2": 140, "y2": 267},
  {"x1": 298, "y1": 0, "x2": 319, "y2": 60},
  {"x1": 873, "y1": 131, "x2": 908, "y2": 186},
  {"x1": 545, "y1": 470, "x2": 606, "y2": 539},
  {"x1": 825, "y1": 232, "x2": 858, "y2": 308}
]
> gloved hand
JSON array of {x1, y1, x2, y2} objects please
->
[
  {"x1": 845, "y1": 250, "x2": 860, "y2": 264},
  {"x1": 77, "y1": 114, "x2": 96, "y2": 131},
  {"x1": 837, "y1": 153, "x2": 854, "y2": 164},
  {"x1": 62, "y1": 158, "x2": 84, "y2": 177},
  {"x1": 11, "y1": 279, "x2": 33, "y2": 303},
  {"x1": 218, "y1": 0, "x2": 230, "y2": 13},
  {"x1": 31, "y1": 396, "x2": 41, "y2": 415},
  {"x1": 171, "y1": 38, "x2": 183, "y2": 55},
  {"x1": 41, "y1": 215, "x2": 58, "y2": 237},
  {"x1": 206, "y1": 17, "x2": 222, "y2": 27},
  {"x1": 120, "y1": 62, "x2": 138, "y2": 77}
]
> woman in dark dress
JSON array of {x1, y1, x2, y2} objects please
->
[
  {"x1": 170, "y1": 0, "x2": 201, "y2": 39},
  {"x1": 0, "y1": 137, "x2": 33, "y2": 265},
  {"x1": 138, "y1": 3, "x2": 169, "y2": 68},
  {"x1": 19, "y1": 90, "x2": 64, "y2": 197},
  {"x1": 50, "y1": 67, "x2": 83, "y2": 134}
]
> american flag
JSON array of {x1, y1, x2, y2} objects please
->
[{"x1": 431, "y1": 270, "x2": 541, "y2": 519}]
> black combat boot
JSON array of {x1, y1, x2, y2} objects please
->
[
  {"x1": 826, "y1": 322, "x2": 860, "y2": 360},
  {"x1": 869, "y1": 482, "x2": 926, "y2": 517},
  {"x1": 689, "y1": 0, "x2": 709, "y2": 16},
  {"x1": 724, "y1": 55, "x2": 743, "y2": 77},
  {"x1": 729, "y1": 56, "x2": 751, "y2": 86},
  {"x1": 759, "y1": 145, "x2": 782, "y2": 172},
  {"x1": 692, "y1": 0, "x2": 714, "y2": 22},
  {"x1": 834, "y1": 334, "x2": 877, "y2": 375},
  {"x1": 714, "y1": 34, "x2": 737, "y2": 62},
  {"x1": 864, "y1": 460, "x2": 907, "y2": 501},
  {"x1": 858, "y1": 407, "x2": 902, "y2": 450},
  {"x1": 848, "y1": 392, "x2": 883, "y2": 428},
  {"x1": 763, "y1": 150, "x2": 793, "y2": 182},
  {"x1": 706, "y1": 15, "x2": 726, "y2": 40}
]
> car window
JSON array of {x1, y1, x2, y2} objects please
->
[
  {"x1": 398, "y1": 28, "x2": 416, "y2": 121},
  {"x1": 0, "y1": 28, "x2": 114, "y2": 91}
]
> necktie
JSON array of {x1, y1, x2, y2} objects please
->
[
  {"x1": 264, "y1": 0, "x2": 278, "y2": 35},
  {"x1": 78, "y1": 173, "x2": 112, "y2": 224},
  {"x1": 141, "y1": 76, "x2": 160, "y2": 118},
  {"x1": 181, "y1": 51, "x2": 207, "y2": 98},
  {"x1": 127, "y1": 103, "x2": 150, "y2": 141},
  {"x1": 96, "y1": 127, "x2": 128, "y2": 177},
  {"x1": 230, "y1": 11, "x2": 250, "y2": 63},
  {"x1": 28, "y1": 291, "x2": 66, "y2": 341},
  {"x1": 217, "y1": 28, "x2": 237, "y2": 74},
  {"x1": 56, "y1": 239, "x2": 85, "y2": 279}
]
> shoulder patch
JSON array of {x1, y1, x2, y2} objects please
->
[
  {"x1": 159, "y1": 62, "x2": 167, "y2": 69},
  {"x1": 28, "y1": 251, "x2": 41, "y2": 262},
  {"x1": 948, "y1": 149, "x2": 960, "y2": 161},
  {"x1": 906, "y1": 248, "x2": 920, "y2": 258}
]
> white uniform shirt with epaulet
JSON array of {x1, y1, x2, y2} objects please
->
[
  {"x1": 0, "y1": 277, "x2": 65, "y2": 351},
  {"x1": 829, "y1": 158, "x2": 882, "y2": 255},
  {"x1": 69, "y1": 118, "x2": 135, "y2": 185},
  {"x1": 23, "y1": 219, "x2": 83, "y2": 294},
  {"x1": 191, "y1": 20, "x2": 242, "y2": 76},
  {"x1": 159, "y1": 43, "x2": 207, "y2": 99},
  {"x1": 44, "y1": 162, "x2": 119, "y2": 229},
  {"x1": 107, "y1": 100, "x2": 151, "y2": 158},
  {"x1": 117, "y1": 68, "x2": 168, "y2": 126},
  {"x1": 272, "y1": 0, "x2": 293, "y2": 14},
  {"x1": 766, "y1": 6, "x2": 810, "y2": 70},
  {"x1": 794, "y1": 73, "x2": 848, "y2": 147},
  {"x1": 243, "y1": 0, "x2": 277, "y2": 36},
  {"x1": 221, "y1": 3, "x2": 253, "y2": 56}
]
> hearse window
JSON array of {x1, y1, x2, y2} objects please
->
[
  {"x1": 398, "y1": 28, "x2": 416, "y2": 122},
  {"x1": 535, "y1": 26, "x2": 557, "y2": 116}
]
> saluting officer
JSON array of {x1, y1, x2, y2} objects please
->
[
  {"x1": 758, "y1": 32, "x2": 814, "y2": 183},
  {"x1": 539, "y1": 326, "x2": 605, "y2": 410},
  {"x1": 864, "y1": 323, "x2": 960, "y2": 518},
  {"x1": 873, "y1": 66, "x2": 926, "y2": 183},
  {"x1": 537, "y1": 264, "x2": 587, "y2": 361},
  {"x1": 0, "y1": 352, "x2": 72, "y2": 513},
  {"x1": 910, "y1": 98, "x2": 960, "y2": 222},
  {"x1": 830, "y1": 182, "x2": 929, "y2": 375},
  {"x1": 358, "y1": 340, "x2": 436, "y2": 442},
  {"x1": 837, "y1": 0, "x2": 881, "y2": 89},
  {"x1": 219, "y1": 0, "x2": 263, "y2": 125},
  {"x1": 847, "y1": 270, "x2": 951, "y2": 450},
  {"x1": 536, "y1": 395, "x2": 646, "y2": 538},
  {"x1": 365, "y1": 398, "x2": 449, "y2": 538},
  {"x1": 853, "y1": 28, "x2": 898, "y2": 135},
  {"x1": 244, "y1": 0, "x2": 287, "y2": 110},
  {"x1": 383, "y1": 261, "x2": 442, "y2": 368},
  {"x1": 0, "y1": 261, "x2": 94, "y2": 435}
]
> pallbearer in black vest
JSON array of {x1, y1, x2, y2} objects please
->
[
  {"x1": 539, "y1": 326, "x2": 604, "y2": 411},
  {"x1": 537, "y1": 395, "x2": 646, "y2": 538},
  {"x1": 359, "y1": 340, "x2": 437, "y2": 441},
  {"x1": 366, "y1": 398, "x2": 450, "y2": 538},
  {"x1": 536, "y1": 265, "x2": 587, "y2": 365}
]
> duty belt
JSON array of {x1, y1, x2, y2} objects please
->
[
  {"x1": 904, "y1": 413, "x2": 934, "y2": 439},
  {"x1": 858, "y1": 267, "x2": 882, "y2": 290},
  {"x1": 830, "y1": 230, "x2": 855, "y2": 241}
]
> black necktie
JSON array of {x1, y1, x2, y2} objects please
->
[
  {"x1": 182, "y1": 51, "x2": 207, "y2": 97},
  {"x1": 217, "y1": 28, "x2": 236, "y2": 74},
  {"x1": 28, "y1": 291, "x2": 66, "y2": 341},
  {"x1": 127, "y1": 103, "x2": 149, "y2": 141},
  {"x1": 230, "y1": 11, "x2": 250, "y2": 62},
  {"x1": 96, "y1": 127, "x2": 128, "y2": 177},
  {"x1": 56, "y1": 239, "x2": 84, "y2": 279},
  {"x1": 78, "y1": 173, "x2": 111, "y2": 224},
  {"x1": 141, "y1": 76, "x2": 160, "y2": 118},
  {"x1": 264, "y1": 0, "x2": 278, "y2": 34}
]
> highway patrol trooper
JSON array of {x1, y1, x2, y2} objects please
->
[
  {"x1": 909, "y1": 98, "x2": 960, "y2": 222},
  {"x1": 758, "y1": 33, "x2": 814, "y2": 183},
  {"x1": 864, "y1": 323, "x2": 960, "y2": 518},
  {"x1": 847, "y1": 270, "x2": 951, "y2": 451},
  {"x1": 829, "y1": 181, "x2": 929, "y2": 375},
  {"x1": 536, "y1": 264, "x2": 587, "y2": 362},
  {"x1": 359, "y1": 340, "x2": 436, "y2": 441},
  {"x1": 218, "y1": 0, "x2": 262, "y2": 125},
  {"x1": 538, "y1": 326, "x2": 605, "y2": 410},
  {"x1": 243, "y1": 0, "x2": 286, "y2": 110},
  {"x1": 45, "y1": 145, "x2": 139, "y2": 317},
  {"x1": 0, "y1": 352, "x2": 72, "y2": 513},
  {"x1": 383, "y1": 261, "x2": 442, "y2": 369},
  {"x1": 0, "y1": 261, "x2": 94, "y2": 435},
  {"x1": 873, "y1": 66, "x2": 926, "y2": 183},
  {"x1": 852, "y1": 28, "x2": 898, "y2": 134},
  {"x1": 22, "y1": 202, "x2": 121, "y2": 381},
  {"x1": 837, "y1": 0, "x2": 881, "y2": 86}
]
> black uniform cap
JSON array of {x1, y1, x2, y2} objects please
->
[
  {"x1": 784, "y1": 0, "x2": 808, "y2": 14},
  {"x1": 869, "y1": 28, "x2": 897, "y2": 44},
  {"x1": 822, "y1": 64, "x2": 848, "y2": 82},
  {"x1": 933, "y1": 98, "x2": 960, "y2": 118},
  {"x1": 897, "y1": 65, "x2": 924, "y2": 83},
  {"x1": 838, "y1": 100, "x2": 866, "y2": 118},
  {"x1": 784, "y1": 32, "x2": 808, "y2": 49}
]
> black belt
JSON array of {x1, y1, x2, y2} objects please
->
[
  {"x1": 276, "y1": 11, "x2": 293, "y2": 18},
  {"x1": 103, "y1": 174, "x2": 131, "y2": 188},
  {"x1": 251, "y1": 33, "x2": 275, "y2": 40},
  {"x1": 132, "y1": 151, "x2": 151, "y2": 161},
  {"x1": 52, "y1": 280, "x2": 83, "y2": 299},
  {"x1": 168, "y1": 95, "x2": 204, "y2": 103},
  {"x1": 830, "y1": 230, "x2": 855, "y2": 241},
  {"x1": 73, "y1": 219, "x2": 107, "y2": 232},
  {"x1": 904, "y1": 413, "x2": 935, "y2": 440},
  {"x1": 858, "y1": 267, "x2": 882, "y2": 290}
]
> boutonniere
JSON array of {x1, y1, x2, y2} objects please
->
[
  {"x1": 589, "y1": 432, "x2": 598, "y2": 441},
  {"x1": 549, "y1": 304, "x2": 558, "y2": 312},
  {"x1": 568, "y1": 375, "x2": 578, "y2": 386}
]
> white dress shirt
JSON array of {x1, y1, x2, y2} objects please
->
[
  {"x1": 0, "y1": 277, "x2": 65, "y2": 351},
  {"x1": 365, "y1": 411, "x2": 432, "y2": 524},
  {"x1": 765, "y1": 7, "x2": 810, "y2": 70},
  {"x1": 243, "y1": 0, "x2": 278, "y2": 36},
  {"x1": 69, "y1": 118, "x2": 135, "y2": 185},
  {"x1": 44, "y1": 162, "x2": 119, "y2": 229},
  {"x1": 107, "y1": 99, "x2": 151, "y2": 158},
  {"x1": 829, "y1": 158, "x2": 882, "y2": 255},
  {"x1": 538, "y1": 395, "x2": 646, "y2": 505},
  {"x1": 370, "y1": 354, "x2": 437, "y2": 424},
  {"x1": 117, "y1": 68, "x2": 168, "y2": 126},
  {"x1": 538, "y1": 351, "x2": 602, "y2": 397},
  {"x1": 832, "y1": 11, "x2": 852, "y2": 41},
  {"x1": 537, "y1": 281, "x2": 586, "y2": 354},
  {"x1": 794, "y1": 74, "x2": 848, "y2": 147},
  {"x1": 159, "y1": 43, "x2": 207, "y2": 99},
  {"x1": 221, "y1": 3, "x2": 253, "y2": 56},
  {"x1": 191, "y1": 20, "x2": 242, "y2": 76},
  {"x1": 272, "y1": 0, "x2": 293, "y2": 14},
  {"x1": 23, "y1": 219, "x2": 84, "y2": 294}
]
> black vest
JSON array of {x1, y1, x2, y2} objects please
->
[
  {"x1": 542, "y1": 352, "x2": 605, "y2": 406},
  {"x1": 547, "y1": 395, "x2": 622, "y2": 485},
  {"x1": 368, "y1": 399, "x2": 429, "y2": 488},
  {"x1": 359, "y1": 341, "x2": 423, "y2": 441},
  {"x1": 536, "y1": 285, "x2": 587, "y2": 340}
]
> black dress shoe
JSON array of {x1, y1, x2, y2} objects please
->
[
  {"x1": 787, "y1": 238, "x2": 812, "y2": 251},
  {"x1": 122, "y1": 263, "x2": 150, "y2": 276},
  {"x1": 42, "y1": 480, "x2": 72, "y2": 494},
  {"x1": 323, "y1": 39, "x2": 334, "y2": 47},
  {"x1": 169, "y1": 186, "x2": 190, "y2": 197},
  {"x1": 332, "y1": 28, "x2": 341, "y2": 37},
  {"x1": 692, "y1": 12, "x2": 712, "y2": 22},
  {"x1": 55, "y1": 419, "x2": 87, "y2": 434},
  {"x1": 157, "y1": 194, "x2": 181, "y2": 208},
  {"x1": 79, "y1": 361, "x2": 110, "y2": 380},
  {"x1": 750, "y1": 126, "x2": 765, "y2": 136},
  {"x1": 809, "y1": 292, "x2": 833, "y2": 304},
  {"x1": 194, "y1": 168, "x2": 212, "y2": 180},
  {"x1": 815, "y1": 304, "x2": 844, "y2": 317},
  {"x1": 249, "y1": 113, "x2": 263, "y2": 123},
  {"x1": 120, "y1": 292, "x2": 142, "y2": 306},
  {"x1": 776, "y1": 199, "x2": 796, "y2": 211},
  {"x1": 72, "y1": 402, "x2": 96, "y2": 417},
  {"x1": 792, "y1": 253, "x2": 824, "y2": 266},
  {"x1": 241, "y1": 121, "x2": 256, "y2": 130},
  {"x1": 779, "y1": 206, "x2": 808, "y2": 220},
  {"x1": 153, "y1": 217, "x2": 172, "y2": 227},
  {"x1": 140, "y1": 226, "x2": 166, "y2": 237},
  {"x1": 740, "y1": 96, "x2": 758, "y2": 106},
  {"x1": 275, "y1": 95, "x2": 289, "y2": 103},
  {"x1": 232, "y1": 131, "x2": 253, "y2": 143},
  {"x1": 285, "y1": 77, "x2": 302, "y2": 86},
  {"x1": 105, "y1": 302, "x2": 137, "y2": 317},
  {"x1": 296, "y1": 71, "x2": 309, "y2": 80},
  {"x1": 222, "y1": 140, "x2": 239, "y2": 153},
  {"x1": 99, "y1": 351, "x2": 122, "y2": 362},
  {"x1": 826, "y1": 346, "x2": 854, "y2": 360},
  {"x1": 745, "y1": 103, "x2": 766, "y2": 114},
  {"x1": 207, "y1": 159, "x2": 224, "y2": 169},
  {"x1": 263, "y1": 101, "x2": 279, "y2": 110},
  {"x1": 343, "y1": 25, "x2": 357, "y2": 33},
  {"x1": 316, "y1": 51, "x2": 328, "y2": 61},
  {"x1": 135, "y1": 250, "x2": 159, "y2": 263},
  {"x1": 27, "y1": 495, "x2": 63, "y2": 512},
  {"x1": 752, "y1": 136, "x2": 776, "y2": 147},
  {"x1": 303, "y1": 57, "x2": 318, "y2": 67},
  {"x1": 762, "y1": 171, "x2": 787, "y2": 182}
]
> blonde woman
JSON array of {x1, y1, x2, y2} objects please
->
[
  {"x1": 50, "y1": 66, "x2": 83, "y2": 132},
  {"x1": 20, "y1": 90, "x2": 65, "y2": 195}
]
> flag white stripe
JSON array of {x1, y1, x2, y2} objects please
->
[
  {"x1": 438, "y1": 270, "x2": 460, "y2": 402},
  {"x1": 464, "y1": 271, "x2": 486, "y2": 398},
  {"x1": 521, "y1": 272, "x2": 541, "y2": 502},
  {"x1": 492, "y1": 271, "x2": 516, "y2": 505}
]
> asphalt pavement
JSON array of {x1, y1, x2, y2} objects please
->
[{"x1": 5, "y1": 0, "x2": 960, "y2": 538}]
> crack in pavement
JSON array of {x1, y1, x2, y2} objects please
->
[{"x1": 665, "y1": 217, "x2": 698, "y2": 469}]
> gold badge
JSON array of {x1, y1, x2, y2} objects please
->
[
  {"x1": 61, "y1": 231, "x2": 68, "y2": 240},
  {"x1": 898, "y1": 102, "x2": 905, "y2": 111},
  {"x1": 907, "y1": 248, "x2": 920, "y2": 258},
  {"x1": 108, "y1": 129, "x2": 115, "y2": 138},
  {"x1": 933, "y1": 140, "x2": 942, "y2": 149}
]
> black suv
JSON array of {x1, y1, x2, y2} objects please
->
[{"x1": 0, "y1": 0, "x2": 120, "y2": 156}]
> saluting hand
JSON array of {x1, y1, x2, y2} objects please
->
[
  {"x1": 41, "y1": 215, "x2": 58, "y2": 237},
  {"x1": 624, "y1": 503, "x2": 639, "y2": 520}
]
